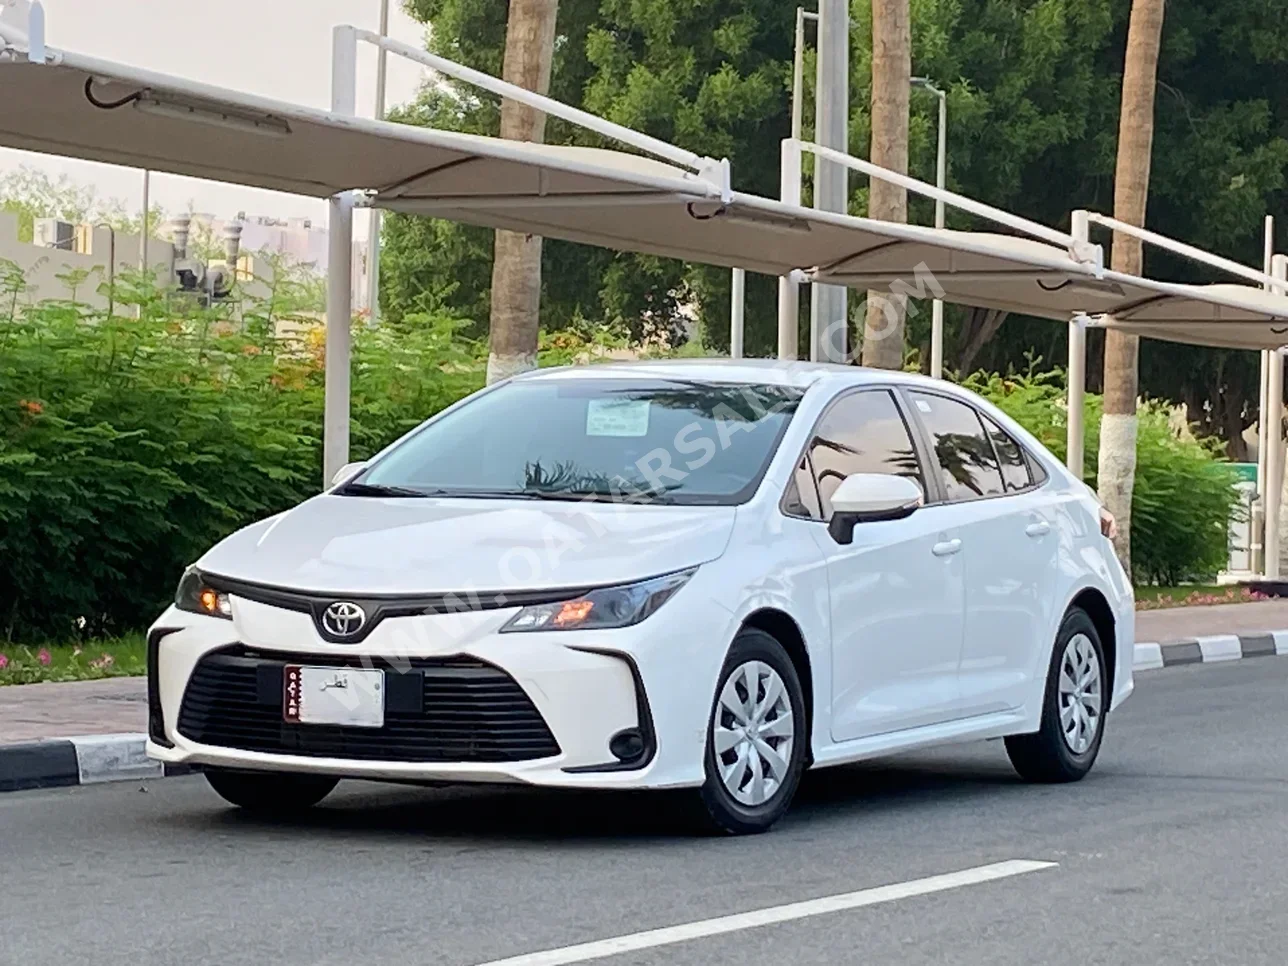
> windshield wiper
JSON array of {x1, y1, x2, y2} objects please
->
[
  {"x1": 336, "y1": 482, "x2": 429, "y2": 498},
  {"x1": 522, "y1": 484, "x2": 680, "y2": 505}
]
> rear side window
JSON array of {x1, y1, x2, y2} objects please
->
[
  {"x1": 808, "y1": 390, "x2": 924, "y2": 517},
  {"x1": 907, "y1": 391, "x2": 1005, "y2": 501},
  {"x1": 982, "y1": 415, "x2": 1033, "y2": 492}
]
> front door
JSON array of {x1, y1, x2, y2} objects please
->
[{"x1": 802, "y1": 389, "x2": 966, "y2": 742}]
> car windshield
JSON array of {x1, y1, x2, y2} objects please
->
[{"x1": 352, "y1": 378, "x2": 804, "y2": 505}]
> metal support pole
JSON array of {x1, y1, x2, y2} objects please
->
[
  {"x1": 777, "y1": 140, "x2": 803, "y2": 360},
  {"x1": 365, "y1": 0, "x2": 389, "y2": 325},
  {"x1": 811, "y1": 0, "x2": 848, "y2": 363},
  {"x1": 1266, "y1": 253, "x2": 1288, "y2": 579},
  {"x1": 791, "y1": 8, "x2": 807, "y2": 141},
  {"x1": 1066, "y1": 210, "x2": 1090, "y2": 480},
  {"x1": 1067, "y1": 316, "x2": 1087, "y2": 480},
  {"x1": 930, "y1": 90, "x2": 947, "y2": 378},
  {"x1": 139, "y1": 169, "x2": 150, "y2": 271},
  {"x1": 1256, "y1": 215, "x2": 1274, "y2": 574},
  {"x1": 324, "y1": 25, "x2": 358, "y2": 488},
  {"x1": 730, "y1": 268, "x2": 746, "y2": 358}
]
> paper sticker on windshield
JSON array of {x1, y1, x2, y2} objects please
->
[
  {"x1": 915, "y1": 399, "x2": 933, "y2": 413},
  {"x1": 586, "y1": 399, "x2": 650, "y2": 437}
]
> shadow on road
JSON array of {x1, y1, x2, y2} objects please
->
[{"x1": 186, "y1": 748, "x2": 1029, "y2": 843}]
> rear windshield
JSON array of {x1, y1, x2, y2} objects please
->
[{"x1": 356, "y1": 378, "x2": 803, "y2": 505}]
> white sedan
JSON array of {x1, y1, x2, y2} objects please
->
[{"x1": 146, "y1": 360, "x2": 1133, "y2": 834}]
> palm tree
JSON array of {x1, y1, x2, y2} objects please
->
[
  {"x1": 860, "y1": 0, "x2": 911, "y2": 370},
  {"x1": 1098, "y1": 0, "x2": 1167, "y2": 576},
  {"x1": 486, "y1": 0, "x2": 560, "y2": 385}
]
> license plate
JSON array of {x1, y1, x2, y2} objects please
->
[{"x1": 283, "y1": 665, "x2": 385, "y2": 728}]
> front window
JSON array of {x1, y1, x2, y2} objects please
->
[{"x1": 352, "y1": 378, "x2": 803, "y2": 506}]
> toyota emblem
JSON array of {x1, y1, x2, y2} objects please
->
[{"x1": 321, "y1": 601, "x2": 367, "y2": 638}]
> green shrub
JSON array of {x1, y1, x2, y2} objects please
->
[
  {"x1": 0, "y1": 274, "x2": 481, "y2": 641},
  {"x1": 967, "y1": 369, "x2": 1240, "y2": 585}
]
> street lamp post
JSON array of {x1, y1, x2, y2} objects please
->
[{"x1": 911, "y1": 76, "x2": 947, "y2": 379}]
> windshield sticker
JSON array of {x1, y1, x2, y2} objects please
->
[
  {"x1": 586, "y1": 398, "x2": 651, "y2": 437},
  {"x1": 915, "y1": 399, "x2": 932, "y2": 413}
]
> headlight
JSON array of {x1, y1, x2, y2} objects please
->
[
  {"x1": 175, "y1": 568, "x2": 233, "y2": 620},
  {"x1": 500, "y1": 569, "x2": 695, "y2": 633}
]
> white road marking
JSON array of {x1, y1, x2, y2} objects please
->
[{"x1": 472, "y1": 859, "x2": 1057, "y2": 966}]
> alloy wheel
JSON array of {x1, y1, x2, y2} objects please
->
[
  {"x1": 1058, "y1": 633, "x2": 1102, "y2": 755},
  {"x1": 712, "y1": 660, "x2": 795, "y2": 807}
]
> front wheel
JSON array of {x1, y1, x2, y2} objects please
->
[
  {"x1": 204, "y1": 768, "x2": 339, "y2": 813},
  {"x1": 697, "y1": 628, "x2": 808, "y2": 835},
  {"x1": 1005, "y1": 608, "x2": 1107, "y2": 783}
]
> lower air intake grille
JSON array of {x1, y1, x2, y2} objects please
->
[{"x1": 177, "y1": 645, "x2": 560, "y2": 763}]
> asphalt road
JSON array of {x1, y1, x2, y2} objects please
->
[{"x1": 5, "y1": 660, "x2": 1288, "y2": 966}]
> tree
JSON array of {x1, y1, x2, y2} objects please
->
[
  {"x1": 1098, "y1": 0, "x2": 1167, "y2": 576},
  {"x1": 486, "y1": 0, "x2": 561, "y2": 384},
  {"x1": 0, "y1": 166, "x2": 165, "y2": 243},
  {"x1": 861, "y1": 0, "x2": 912, "y2": 369}
]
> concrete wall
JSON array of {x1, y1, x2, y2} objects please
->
[{"x1": 0, "y1": 212, "x2": 279, "y2": 311}]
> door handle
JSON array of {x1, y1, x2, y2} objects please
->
[
  {"x1": 1025, "y1": 521, "x2": 1052, "y2": 538},
  {"x1": 932, "y1": 538, "x2": 962, "y2": 557}
]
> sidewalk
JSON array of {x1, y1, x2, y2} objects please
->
[{"x1": 6, "y1": 599, "x2": 1288, "y2": 747}]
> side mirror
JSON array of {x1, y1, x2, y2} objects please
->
[
  {"x1": 330, "y1": 460, "x2": 370, "y2": 488},
  {"x1": 827, "y1": 473, "x2": 924, "y2": 545}
]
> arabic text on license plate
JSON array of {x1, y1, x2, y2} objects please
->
[{"x1": 283, "y1": 665, "x2": 385, "y2": 728}]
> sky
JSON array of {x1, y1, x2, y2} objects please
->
[{"x1": 0, "y1": 0, "x2": 429, "y2": 224}]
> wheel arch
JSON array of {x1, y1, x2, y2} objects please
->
[
  {"x1": 1068, "y1": 587, "x2": 1117, "y2": 699},
  {"x1": 739, "y1": 607, "x2": 814, "y2": 761}
]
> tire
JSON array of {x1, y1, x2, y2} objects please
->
[
  {"x1": 1005, "y1": 608, "x2": 1108, "y2": 783},
  {"x1": 697, "y1": 628, "x2": 809, "y2": 834},
  {"x1": 204, "y1": 768, "x2": 339, "y2": 813}
]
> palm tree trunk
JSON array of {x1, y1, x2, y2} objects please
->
[
  {"x1": 861, "y1": 0, "x2": 911, "y2": 370},
  {"x1": 1098, "y1": 0, "x2": 1167, "y2": 578},
  {"x1": 486, "y1": 0, "x2": 559, "y2": 384}
]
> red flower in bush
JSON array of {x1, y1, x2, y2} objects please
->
[
  {"x1": 18, "y1": 399, "x2": 43, "y2": 415},
  {"x1": 37, "y1": 648, "x2": 52, "y2": 667},
  {"x1": 0, "y1": 654, "x2": 8, "y2": 670}
]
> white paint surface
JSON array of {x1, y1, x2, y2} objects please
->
[
  {"x1": 1196, "y1": 635, "x2": 1243, "y2": 663},
  {"x1": 1274, "y1": 630, "x2": 1288, "y2": 655},
  {"x1": 1133, "y1": 642, "x2": 1164, "y2": 671},
  {"x1": 470, "y1": 860, "x2": 1057, "y2": 966},
  {"x1": 71, "y1": 733, "x2": 162, "y2": 784}
]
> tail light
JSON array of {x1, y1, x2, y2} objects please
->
[{"x1": 1099, "y1": 506, "x2": 1117, "y2": 540}]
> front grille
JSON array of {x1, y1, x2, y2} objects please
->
[{"x1": 177, "y1": 645, "x2": 561, "y2": 763}]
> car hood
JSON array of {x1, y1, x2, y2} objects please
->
[{"x1": 197, "y1": 495, "x2": 737, "y2": 595}]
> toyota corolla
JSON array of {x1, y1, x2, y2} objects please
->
[{"x1": 147, "y1": 360, "x2": 1133, "y2": 833}]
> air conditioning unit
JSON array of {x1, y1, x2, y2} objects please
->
[{"x1": 33, "y1": 218, "x2": 75, "y2": 251}]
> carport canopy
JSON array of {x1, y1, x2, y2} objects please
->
[{"x1": 0, "y1": 42, "x2": 1120, "y2": 321}]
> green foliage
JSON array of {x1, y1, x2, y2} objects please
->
[
  {"x1": 968, "y1": 368, "x2": 1241, "y2": 584},
  {"x1": 0, "y1": 635, "x2": 146, "y2": 685},
  {"x1": 0, "y1": 276, "x2": 481, "y2": 642}
]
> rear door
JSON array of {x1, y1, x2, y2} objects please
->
[
  {"x1": 800, "y1": 388, "x2": 966, "y2": 742},
  {"x1": 903, "y1": 390, "x2": 1055, "y2": 717}
]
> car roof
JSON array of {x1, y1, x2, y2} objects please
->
[{"x1": 512, "y1": 358, "x2": 966, "y2": 394}]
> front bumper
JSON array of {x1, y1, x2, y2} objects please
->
[{"x1": 147, "y1": 585, "x2": 724, "y2": 790}]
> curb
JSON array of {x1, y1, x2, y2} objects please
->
[
  {"x1": 3, "y1": 632, "x2": 1287, "y2": 792},
  {"x1": 0, "y1": 733, "x2": 195, "y2": 793},
  {"x1": 1133, "y1": 629, "x2": 1288, "y2": 672}
]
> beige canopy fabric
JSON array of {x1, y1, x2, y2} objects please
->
[
  {"x1": 1090, "y1": 278, "x2": 1288, "y2": 350},
  {"x1": 0, "y1": 47, "x2": 1121, "y2": 323}
]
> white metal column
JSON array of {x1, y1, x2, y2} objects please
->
[
  {"x1": 930, "y1": 89, "x2": 947, "y2": 379},
  {"x1": 1256, "y1": 216, "x2": 1274, "y2": 574},
  {"x1": 1267, "y1": 253, "x2": 1287, "y2": 579},
  {"x1": 1066, "y1": 210, "x2": 1090, "y2": 480},
  {"x1": 776, "y1": 139, "x2": 803, "y2": 360},
  {"x1": 811, "y1": 0, "x2": 848, "y2": 363},
  {"x1": 730, "y1": 268, "x2": 746, "y2": 358},
  {"x1": 324, "y1": 25, "x2": 358, "y2": 487},
  {"x1": 365, "y1": 0, "x2": 390, "y2": 325}
]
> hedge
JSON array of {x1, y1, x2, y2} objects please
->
[{"x1": 0, "y1": 279, "x2": 1240, "y2": 640}]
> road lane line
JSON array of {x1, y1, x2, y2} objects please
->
[{"x1": 471, "y1": 858, "x2": 1057, "y2": 966}]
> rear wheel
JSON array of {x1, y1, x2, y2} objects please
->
[
  {"x1": 1005, "y1": 608, "x2": 1107, "y2": 783},
  {"x1": 697, "y1": 628, "x2": 808, "y2": 834},
  {"x1": 204, "y1": 768, "x2": 339, "y2": 813}
]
